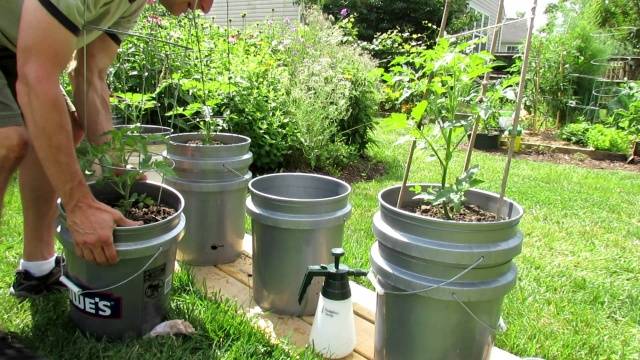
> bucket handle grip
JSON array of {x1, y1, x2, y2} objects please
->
[
  {"x1": 60, "y1": 246, "x2": 164, "y2": 296},
  {"x1": 452, "y1": 293, "x2": 500, "y2": 334},
  {"x1": 367, "y1": 256, "x2": 484, "y2": 296},
  {"x1": 222, "y1": 163, "x2": 247, "y2": 179}
]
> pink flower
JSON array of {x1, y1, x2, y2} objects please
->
[
  {"x1": 147, "y1": 15, "x2": 164, "y2": 26},
  {"x1": 146, "y1": 0, "x2": 156, "y2": 4}
]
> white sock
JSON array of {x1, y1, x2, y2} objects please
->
[{"x1": 19, "y1": 255, "x2": 57, "y2": 277}]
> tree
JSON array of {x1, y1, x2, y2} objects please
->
[{"x1": 302, "y1": 0, "x2": 474, "y2": 42}]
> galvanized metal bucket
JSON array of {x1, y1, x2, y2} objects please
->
[
  {"x1": 114, "y1": 124, "x2": 173, "y2": 144},
  {"x1": 246, "y1": 173, "x2": 352, "y2": 316},
  {"x1": 165, "y1": 133, "x2": 252, "y2": 265},
  {"x1": 56, "y1": 181, "x2": 185, "y2": 339},
  {"x1": 370, "y1": 184, "x2": 524, "y2": 360}
]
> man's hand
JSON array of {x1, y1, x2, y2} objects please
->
[{"x1": 65, "y1": 195, "x2": 141, "y2": 265}]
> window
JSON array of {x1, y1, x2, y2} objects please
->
[
  {"x1": 505, "y1": 45, "x2": 520, "y2": 53},
  {"x1": 469, "y1": 8, "x2": 490, "y2": 52}
]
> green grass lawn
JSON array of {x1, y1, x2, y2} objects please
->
[
  {"x1": 1, "y1": 128, "x2": 638, "y2": 359},
  {"x1": 0, "y1": 180, "x2": 318, "y2": 359},
  {"x1": 343, "y1": 129, "x2": 640, "y2": 360}
]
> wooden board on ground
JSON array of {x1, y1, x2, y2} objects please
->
[{"x1": 190, "y1": 234, "x2": 520, "y2": 360}]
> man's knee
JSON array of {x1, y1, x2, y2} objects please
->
[{"x1": 0, "y1": 126, "x2": 29, "y2": 167}]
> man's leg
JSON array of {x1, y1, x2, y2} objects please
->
[
  {"x1": 0, "y1": 126, "x2": 28, "y2": 216},
  {"x1": 18, "y1": 145, "x2": 58, "y2": 262},
  {"x1": 18, "y1": 107, "x2": 83, "y2": 262}
]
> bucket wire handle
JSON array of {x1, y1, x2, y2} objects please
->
[
  {"x1": 452, "y1": 293, "x2": 499, "y2": 334},
  {"x1": 368, "y1": 256, "x2": 484, "y2": 296},
  {"x1": 222, "y1": 163, "x2": 245, "y2": 178},
  {"x1": 60, "y1": 246, "x2": 164, "y2": 296}
]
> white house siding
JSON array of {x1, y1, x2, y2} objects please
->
[
  {"x1": 468, "y1": 0, "x2": 500, "y2": 50},
  {"x1": 207, "y1": 0, "x2": 300, "y2": 27}
]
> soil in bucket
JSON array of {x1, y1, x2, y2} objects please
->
[
  {"x1": 403, "y1": 202, "x2": 503, "y2": 222},
  {"x1": 57, "y1": 181, "x2": 185, "y2": 339}
]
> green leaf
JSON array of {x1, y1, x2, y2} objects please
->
[{"x1": 410, "y1": 100, "x2": 428, "y2": 122}]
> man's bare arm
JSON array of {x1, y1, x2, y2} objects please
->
[
  {"x1": 16, "y1": 1, "x2": 138, "y2": 265},
  {"x1": 72, "y1": 34, "x2": 119, "y2": 144}
]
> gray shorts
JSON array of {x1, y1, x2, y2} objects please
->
[{"x1": 0, "y1": 47, "x2": 76, "y2": 128}]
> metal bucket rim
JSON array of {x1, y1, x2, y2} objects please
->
[
  {"x1": 113, "y1": 124, "x2": 173, "y2": 136},
  {"x1": 380, "y1": 184, "x2": 524, "y2": 226},
  {"x1": 168, "y1": 132, "x2": 251, "y2": 147},
  {"x1": 248, "y1": 173, "x2": 351, "y2": 203},
  {"x1": 57, "y1": 180, "x2": 185, "y2": 232}
]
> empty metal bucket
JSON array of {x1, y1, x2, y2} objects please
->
[
  {"x1": 370, "y1": 184, "x2": 524, "y2": 360},
  {"x1": 165, "y1": 133, "x2": 252, "y2": 265},
  {"x1": 246, "y1": 173, "x2": 352, "y2": 316}
]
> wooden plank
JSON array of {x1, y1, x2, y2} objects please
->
[{"x1": 191, "y1": 265, "x2": 366, "y2": 360}]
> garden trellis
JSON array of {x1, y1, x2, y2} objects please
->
[{"x1": 394, "y1": 0, "x2": 538, "y2": 215}]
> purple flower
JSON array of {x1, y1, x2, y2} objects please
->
[{"x1": 340, "y1": 8, "x2": 350, "y2": 18}]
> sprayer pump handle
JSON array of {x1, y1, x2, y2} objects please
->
[
  {"x1": 332, "y1": 248, "x2": 345, "y2": 270},
  {"x1": 298, "y1": 265, "x2": 329, "y2": 305}
]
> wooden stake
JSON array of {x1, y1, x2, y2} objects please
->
[
  {"x1": 396, "y1": 0, "x2": 451, "y2": 208},
  {"x1": 464, "y1": 0, "x2": 506, "y2": 171},
  {"x1": 497, "y1": 0, "x2": 538, "y2": 215}
]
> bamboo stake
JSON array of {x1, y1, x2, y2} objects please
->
[
  {"x1": 396, "y1": 0, "x2": 451, "y2": 208},
  {"x1": 497, "y1": 0, "x2": 538, "y2": 215},
  {"x1": 464, "y1": 0, "x2": 506, "y2": 171}
]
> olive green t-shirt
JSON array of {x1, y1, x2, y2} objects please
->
[
  {"x1": 0, "y1": 0, "x2": 145, "y2": 128},
  {"x1": 0, "y1": 0, "x2": 146, "y2": 52}
]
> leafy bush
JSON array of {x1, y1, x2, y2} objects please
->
[
  {"x1": 560, "y1": 122, "x2": 592, "y2": 146},
  {"x1": 302, "y1": 0, "x2": 474, "y2": 43},
  {"x1": 609, "y1": 82, "x2": 640, "y2": 138},
  {"x1": 585, "y1": 124, "x2": 630, "y2": 153},
  {"x1": 109, "y1": 6, "x2": 381, "y2": 173},
  {"x1": 522, "y1": 1, "x2": 619, "y2": 127}
]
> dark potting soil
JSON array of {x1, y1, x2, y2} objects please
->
[
  {"x1": 405, "y1": 203, "x2": 503, "y2": 222},
  {"x1": 125, "y1": 204, "x2": 176, "y2": 224},
  {"x1": 185, "y1": 139, "x2": 224, "y2": 146}
]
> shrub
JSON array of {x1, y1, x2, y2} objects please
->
[
  {"x1": 586, "y1": 124, "x2": 630, "y2": 153},
  {"x1": 560, "y1": 122, "x2": 592, "y2": 146},
  {"x1": 303, "y1": 0, "x2": 474, "y2": 43},
  {"x1": 109, "y1": 6, "x2": 381, "y2": 173}
]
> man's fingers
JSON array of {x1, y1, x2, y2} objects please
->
[
  {"x1": 103, "y1": 244, "x2": 118, "y2": 265},
  {"x1": 81, "y1": 247, "x2": 96, "y2": 264},
  {"x1": 112, "y1": 209, "x2": 143, "y2": 227},
  {"x1": 115, "y1": 216, "x2": 143, "y2": 227},
  {"x1": 91, "y1": 246, "x2": 108, "y2": 265},
  {"x1": 74, "y1": 243, "x2": 83, "y2": 258}
]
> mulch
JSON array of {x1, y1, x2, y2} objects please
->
[
  {"x1": 404, "y1": 203, "x2": 503, "y2": 222},
  {"x1": 514, "y1": 148, "x2": 640, "y2": 172},
  {"x1": 126, "y1": 205, "x2": 177, "y2": 224}
]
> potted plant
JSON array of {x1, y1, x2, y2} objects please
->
[
  {"x1": 475, "y1": 78, "x2": 518, "y2": 151},
  {"x1": 373, "y1": 38, "x2": 525, "y2": 359},
  {"x1": 163, "y1": 104, "x2": 253, "y2": 266},
  {"x1": 58, "y1": 126, "x2": 185, "y2": 339}
]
